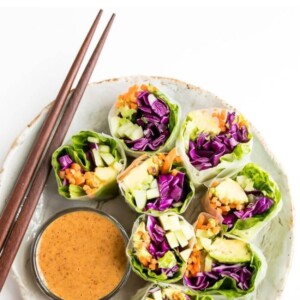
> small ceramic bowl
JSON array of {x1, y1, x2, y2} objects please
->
[{"x1": 31, "y1": 207, "x2": 131, "y2": 300}]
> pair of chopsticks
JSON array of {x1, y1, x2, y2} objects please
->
[{"x1": 0, "y1": 9, "x2": 115, "y2": 290}]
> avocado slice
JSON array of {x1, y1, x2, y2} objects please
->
[
  {"x1": 208, "y1": 238, "x2": 251, "y2": 263},
  {"x1": 121, "y1": 157, "x2": 159, "y2": 191},
  {"x1": 214, "y1": 178, "x2": 248, "y2": 204},
  {"x1": 189, "y1": 110, "x2": 221, "y2": 135}
]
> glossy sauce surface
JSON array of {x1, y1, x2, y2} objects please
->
[{"x1": 36, "y1": 211, "x2": 127, "y2": 300}]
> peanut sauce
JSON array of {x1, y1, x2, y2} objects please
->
[{"x1": 36, "y1": 211, "x2": 127, "y2": 300}]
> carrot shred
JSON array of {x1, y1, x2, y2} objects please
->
[
  {"x1": 174, "y1": 156, "x2": 182, "y2": 163},
  {"x1": 115, "y1": 85, "x2": 138, "y2": 108},
  {"x1": 196, "y1": 214, "x2": 205, "y2": 229},
  {"x1": 211, "y1": 181, "x2": 218, "y2": 187},
  {"x1": 161, "y1": 148, "x2": 177, "y2": 174},
  {"x1": 212, "y1": 109, "x2": 227, "y2": 132},
  {"x1": 141, "y1": 84, "x2": 148, "y2": 91}
]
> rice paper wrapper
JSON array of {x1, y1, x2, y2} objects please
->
[
  {"x1": 200, "y1": 163, "x2": 282, "y2": 241},
  {"x1": 126, "y1": 213, "x2": 196, "y2": 283},
  {"x1": 117, "y1": 153, "x2": 195, "y2": 216},
  {"x1": 52, "y1": 131, "x2": 126, "y2": 200},
  {"x1": 183, "y1": 237, "x2": 267, "y2": 298},
  {"x1": 108, "y1": 86, "x2": 181, "y2": 158},
  {"x1": 131, "y1": 282, "x2": 216, "y2": 300},
  {"x1": 177, "y1": 108, "x2": 253, "y2": 187}
]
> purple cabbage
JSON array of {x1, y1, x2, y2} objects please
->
[
  {"x1": 234, "y1": 196, "x2": 273, "y2": 220},
  {"x1": 124, "y1": 91, "x2": 171, "y2": 151},
  {"x1": 223, "y1": 196, "x2": 273, "y2": 229},
  {"x1": 145, "y1": 216, "x2": 172, "y2": 260},
  {"x1": 188, "y1": 112, "x2": 250, "y2": 171},
  {"x1": 85, "y1": 151, "x2": 95, "y2": 170},
  {"x1": 144, "y1": 171, "x2": 186, "y2": 212},
  {"x1": 184, "y1": 263, "x2": 253, "y2": 291},
  {"x1": 161, "y1": 264, "x2": 180, "y2": 277},
  {"x1": 58, "y1": 154, "x2": 73, "y2": 170},
  {"x1": 88, "y1": 142, "x2": 98, "y2": 150},
  {"x1": 150, "y1": 99, "x2": 169, "y2": 117}
]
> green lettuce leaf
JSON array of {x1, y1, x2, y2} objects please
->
[
  {"x1": 51, "y1": 131, "x2": 126, "y2": 201},
  {"x1": 225, "y1": 163, "x2": 282, "y2": 240}
]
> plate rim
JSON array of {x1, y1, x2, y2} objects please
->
[{"x1": 0, "y1": 75, "x2": 294, "y2": 299}]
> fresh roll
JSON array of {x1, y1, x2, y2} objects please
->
[
  {"x1": 109, "y1": 84, "x2": 180, "y2": 157},
  {"x1": 183, "y1": 213, "x2": 266, "y2": 297},
  {"x1": 201, "y1": 163, "x2": 282, "y2": 240},
  {"x1": 126, "y1": 213, "x2": 195, "y2": 283},
  {"x1": 52, "y1": 131, "x2": 126, "y2": 200},
  {"x1": 118, "y1": 148, "x2": 195, "y2": 215},
  {"x1": 177, "y1": 108, "x2": 252, "y2": 186}
]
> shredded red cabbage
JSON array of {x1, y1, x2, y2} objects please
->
[
  {"x1": 144, "y1": 216, "x2": 179, "y2": 277},
  {"x1": 188, "y1": 112, "x2": 249, "y2": 170},
  {"x1": 161, "y1": 264, "x2": 180, "y2": 277},
  {"x1": 183, "y1": 263, "x2": 253, "y2": 291},
  {"x1": 223, "y1": 194, "x2": 273, "y2": 229},
  {"x1": 144, "y1": 171, "x2": 186, "y2": 212},
  {"x1": 88, "y1": 142, "x2": 98, "y2": 150},
  {"x1": 124, "y1": 91, "x2": 171, "y2": 151},
  {"x1": 58, "y1": 154, "x2": 73, "y2": 170}
]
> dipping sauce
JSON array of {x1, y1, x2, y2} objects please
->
[{"x1": 35, "y1": 210, "x2": 128, "y2": 300}]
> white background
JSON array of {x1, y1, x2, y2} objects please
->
[{"x1": 0, "y1": 2, "x2": 299, "y2": 299}]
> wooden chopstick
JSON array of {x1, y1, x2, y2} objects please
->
[
  {"x1": 0, "y1": 9, "x2": 103, "y2": 251},
  {"x1": 0, "y1": 12, "x2": 116, "y2": 290}
]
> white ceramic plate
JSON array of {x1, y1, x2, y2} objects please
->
[{"x1": 0, "y1": 76, "x2": 293, "y2": 299}]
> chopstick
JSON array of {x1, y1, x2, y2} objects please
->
[
  {"x1": 0, "y1": 12, "x2": 116, "y2": 290},
  {"x1": 0, "y1": 10, "x2": 103, "y2": 251}
]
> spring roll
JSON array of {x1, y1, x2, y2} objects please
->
[
  {"x1": 184, "y1": 213, "x2": 266, "y2": 297},
  {"x1": 132, "y1": 283, "x2": 214, "y2": 300},
  {"x1": 177, "y1": 108, "x2": 252, "y2": 186},
  {"x1": 108, "y1": 84, "x2": 180, "y2": 157},
  {"x1": 52, "y1": 131, "x2": 126, "y2": 200},
  {"x1": 126, "y1": 213, "x2": 195, "y2": 283},
  {"x1": 118, "y1": 148, "x2": 195, "y2": 215},
  {"x1": 201, "y1": 163, "x2": 282, "y2": 240}
]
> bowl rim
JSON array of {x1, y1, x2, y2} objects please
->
[{"x1": 31, "y1": 206, "x2": 131, "y2": 300}]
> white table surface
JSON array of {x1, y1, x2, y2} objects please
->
[{"x1": 0, "y1": 3, "x2": 298, "y2": 299}]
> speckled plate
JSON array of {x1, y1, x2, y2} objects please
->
[{"x1": 0, "y1": 76, "x2": 293, "y2": 299}]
